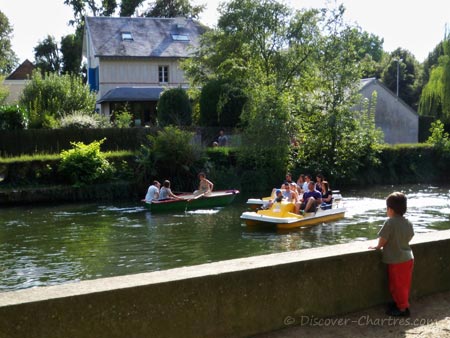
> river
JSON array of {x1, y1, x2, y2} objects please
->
[{"x1": 1, "y1": 184, "x2": 449, "y2": 292}]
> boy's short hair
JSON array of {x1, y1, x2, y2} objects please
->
[{"x1": 386, "y1": 192, "x2": 407, "y2": 216}]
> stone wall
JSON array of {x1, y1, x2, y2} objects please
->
[{"x1": 0, "y1": 231, "x2": 449, "y2": 338}]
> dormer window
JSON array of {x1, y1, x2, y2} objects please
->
[
  {"x1": 171, "y1": 34, "x2": 189, "y2": 42},
  {"x1": 121, "y1": 32, "x2": 133, "y2": 41}
]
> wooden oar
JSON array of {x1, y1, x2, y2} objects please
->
[
  {"x1": 184, "y1": 192, "x2": 206, "y2": 212},
  {"x1": 188, "y1": 192, "x2": 206, "y2": 202}
]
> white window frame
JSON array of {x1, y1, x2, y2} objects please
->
[{"x1": 158, "y1": 65, "x2": 169, "y2": 83}]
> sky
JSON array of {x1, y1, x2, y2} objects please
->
[{"x1": 2, "y1": 0, "x2": 450, "y2": 65}]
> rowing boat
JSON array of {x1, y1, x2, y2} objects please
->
[{"x1": 143, "y1": 189, "x2": 239, "y2": 212}]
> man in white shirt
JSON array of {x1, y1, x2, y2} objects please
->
[{"x1": 145, "y1": 181, "x2": 160, "y2": 202}]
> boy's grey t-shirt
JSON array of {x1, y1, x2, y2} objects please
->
[{"x1": 378, "y1": 215, "x2": 414, "y2": 264}]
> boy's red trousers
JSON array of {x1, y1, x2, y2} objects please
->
[{"x1": 388, "y1": 259, "x2": 414, "y2": 310}]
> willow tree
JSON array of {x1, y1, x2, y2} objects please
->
[{"x1": 419, "y1": 37, "x2": 450, "y2": 123}]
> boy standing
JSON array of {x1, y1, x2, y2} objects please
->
[{"x1": 369, "y1": 192, "x2": 414, "y2": 316}]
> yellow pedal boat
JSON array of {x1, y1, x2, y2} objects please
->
[{"x1": 240, "y1": 200, "x2": 345, "y2": 230}]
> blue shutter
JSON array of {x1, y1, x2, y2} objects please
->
[{"x1": 88, "y1": 67, "x2": 99, "y2": 92}]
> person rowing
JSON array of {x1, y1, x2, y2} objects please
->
[{"x1": 194, "y1": 172, "x2": 214, "y2": 196}]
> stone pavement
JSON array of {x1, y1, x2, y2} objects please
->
[{"x1": 255, "y1": 290, "x2": 450, "y2": 338}]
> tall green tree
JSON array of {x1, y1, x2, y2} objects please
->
[
  {"x1": 157, "y1": 87, "x2": 192, "y2": 126},
  {"x1": 421, "y1": 41, "x2": 445, "y2": 86},
  {"x1": 144, "y1": 0, "x2": 205, "y2": 18},
  {"x1": 120, "y1": 0, "x2": 146, "y2": 16},
  {"x1": 293, "y1": 5, "x2": 383, "y2": 181},
  {"x1": 351, "y1": 29, "x2": 385, "y2": 78},
  {"x1": 60, "y1": 32, "x2": 83, "y2": 74},
  {"x1": 34, "y1": 35, "x2": 61, "y2": 74},
  {"x1": 184, "y1": 0, "x2": 382, "y2": 183},
  {"x1": 419, "y1": 37, "x2": 450, "y2": 123},
  {"x1": 381, "y1": 48, "x2": 422, "y2": 110},
  {"x1": 0, "y1": 10, "x2": 18, "y2": 75}
]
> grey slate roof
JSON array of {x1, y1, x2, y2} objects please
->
[
  {"x1": 85, "y1": 16, "x2": 207, "y2": 58},
  {"x1": 98, "y1": 87, "x2": 164, "y2": 103}
]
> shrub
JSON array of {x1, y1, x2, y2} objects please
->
[
  {"x1": 427, "y1": 119, "x2": 450, "y2": 151},
  {"x1": 59, "y1": 112, "x2": 100, "y2": 129},
  {"x1": 114, "y1": 111, "x2": 133, "y2": 128},
  {"x1": 58, "y1": 138, "x2": 114, "y2": 186},
  {"x1": 0, "y1": 105, "x2": 28, "y2": 130},
  {"x1": 136, "y1": 126, "x2": 207, "y2": 191},
  {"x1": 157, "y1": 87, "x2": 192, "y2": 126},
  {"x1": 20, "y1": 71, "x2": 96, "y2": 128}
]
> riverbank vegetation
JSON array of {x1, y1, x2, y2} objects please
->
[{"x1": 0, "y1": 129, "x2": 448, "y2": 197}]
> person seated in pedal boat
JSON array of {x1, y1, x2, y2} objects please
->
[
  {"x1": 263, "y1": 189, "x2": 285, "y2": 209},
  {"x1": 300, "y1": 181, "x2": 323, "y2": 213},
  {"x1": 281, "y1": 183, "x2": 292, "y2": 200},
  {"x1": 320, "y1": 181, "x2": 333, "y2": 209}
]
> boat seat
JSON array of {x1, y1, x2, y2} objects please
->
[{"x1": 321, "y1": 203, "x2": 332, "y2": 210}]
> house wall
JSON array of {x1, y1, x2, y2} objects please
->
[
  {"x1": 360, "y1": 82, "x2": 418, "y2": 144},
  {"x1": 95, "y1": 58, "x2": 187, "y2": 116},
  {"x1": 2, "y1": 80, "x2": 28, "y2": 104},
  {"x1": 98, "y1": 58, "x2": 186, "y2": 96}
]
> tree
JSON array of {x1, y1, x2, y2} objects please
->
[
  {"x1": 0, "y1": 75, "x2": 9, "y2": 104},
  {"x1": 120, "y1": 0, "x2": 146, "y2": 16},
  {"x1": 0, "y1": 11, "x2": 18, "y2": 75},
  {"x1": 157, "y1": 87, "x2": 192, "y2": 126},
  {"x1": 381, "y1": 48, "x2": 422, "y2": 110},
  {"x1": 351, "y1": 29, "x2": 385, "y2": 79},
  {"x1": 60, "y1": 32, "x2": 83, "y2": 74},
  {"x1": 421, "y1": 41, "x2": 445, "y2": 86},
  {"x1": 292, "y1": 5, "x2": 383, "y2": 181},
  {"x1": 144, "y1": 0, "x2": 205, "y2": 18},
  {"x1": 198, "y1": 79, "x2": 247, "y2": 127},
  {"x1": 34, "y1": 35, "x2": 61, "y2": 74},
  {"x1": 184, "y1": 0, "x2": 383, "y2": 184},
  {"x1": 64, "y1": 0, "x2": 127, "y2": 24},
  {"x1": 419, "y1": 37, "x2": 450, "y2": 123}
]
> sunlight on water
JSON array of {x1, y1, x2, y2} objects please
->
[
  {"x1": 1, "y1": 184, "x2": 450, "y2": 292},
  {"x1": 185, "y1": 209, "x2": 221, "y2": 215}
]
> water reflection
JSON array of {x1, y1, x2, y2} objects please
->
[{"x1": 0, "y1": 184, "x2": 449, "y2": 291}]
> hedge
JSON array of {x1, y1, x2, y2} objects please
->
[{"x1": 0, "y1": 128, "x2": 156, "y2": 156}]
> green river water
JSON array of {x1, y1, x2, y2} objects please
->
[{"x1": 1, "y1": 184, "x2": 449, "y2": 292}]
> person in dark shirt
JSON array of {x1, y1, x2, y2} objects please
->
[{"x1": 300, "y1": 181, "x2": 322, "y2": 212}]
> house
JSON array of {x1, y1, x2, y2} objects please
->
[
  {"x1": 83, "y1": 16, "x2": 206, "y2": 125},
  {"x1": 356, "y1": 78, "x2": 418, "y2": 144},
  {"x1": 2, "y1": 59, "x2": 35, "y2": 104}
]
